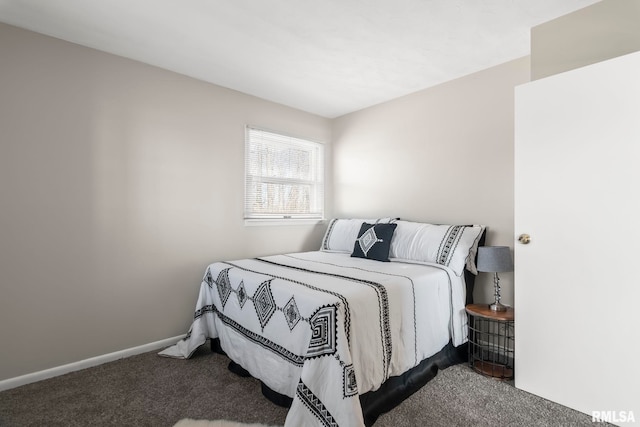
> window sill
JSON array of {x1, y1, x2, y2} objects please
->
[{"x1": 244, "y1": 218, "x2": 326, "y2": 227}]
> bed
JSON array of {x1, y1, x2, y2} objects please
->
[{"x1": 160, "y1": 219, "x2": 485, "y2": 426}]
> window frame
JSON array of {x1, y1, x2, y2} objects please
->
[{"x1": 244, "y1": 126, "x2": 325, "y2": 225}]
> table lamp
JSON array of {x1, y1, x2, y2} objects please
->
[{"x1": 477, "y1": 246, "x2": 513, "y2": 312}]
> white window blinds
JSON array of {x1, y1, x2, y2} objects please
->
[{"x1": 245, "y1": 126, "x2": 324, "y2": 220}]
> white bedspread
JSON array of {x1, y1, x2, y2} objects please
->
[{"x1": 160, "y1": 251, "x2": 467, "y2": 427}]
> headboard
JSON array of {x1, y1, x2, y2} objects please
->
[{"x1": 464, "y1": 227, "x2": 487, "y2": 305}]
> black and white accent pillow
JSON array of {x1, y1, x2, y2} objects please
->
[
  {"x1": 320, "y1": 218, "x2": 396, "y2": 253},
  {"x1": 351, "y1": 223, "x2": 397, "y2": 262}
]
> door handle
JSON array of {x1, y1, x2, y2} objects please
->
[{"x1": 518, "y1": 234, "x2": 531, "y2": 244}]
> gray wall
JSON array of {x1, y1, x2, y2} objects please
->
[
  {"x1": 3, "y1": 6, "x2": 578, "y2": 382},
  {"x1": 0, "y1": 23, "x2": 331, "y2": 381},
  {"x1": 332, "y1": 57, "x2": 530, "y2": 307},
  {"x1": 532, "y1": 0, "x2": 640, "y2": 80}
]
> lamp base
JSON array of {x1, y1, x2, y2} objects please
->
[{"x1": 489, "y1": 302, "x2": 508, "y2": 312}]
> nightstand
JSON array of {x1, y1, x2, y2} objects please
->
[{"x1": 465, "y1": 303, "x2": 514, "y2": 380}]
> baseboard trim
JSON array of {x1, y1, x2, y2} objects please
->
[{"x1": 0, "y1": 334, "x2": 185, "y2": 392}]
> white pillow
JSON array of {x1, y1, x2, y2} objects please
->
[
  {"x1": 320, "y1": 218, "x2": 395, "y2": 253},
  {"x1": 389, "y1": 221, "x2": 485, "y2": 276}
]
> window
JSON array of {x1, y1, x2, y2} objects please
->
[{"x1": 245, "y1": 126, "x2": 324, "y2": 222}]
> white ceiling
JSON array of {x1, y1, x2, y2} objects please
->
[{"x1": 0, "y1": 0, "x2": 600, "y2": 118}]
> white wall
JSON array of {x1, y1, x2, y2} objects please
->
[
  {"x1": 332, "y1": 57, "x2": 530, "y2": 306},
  {"x1": 0, "y1": 23, "x2": 331, "y2": 382}
]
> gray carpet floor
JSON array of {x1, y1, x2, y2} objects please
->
[{"x1": 0, "y1": 342, "x2": 599, "y2": 426}]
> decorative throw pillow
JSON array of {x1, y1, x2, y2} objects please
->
[
  {"x1": 320, "y1": 218, "x2": 396, "y2": 253},
  {"x1": 351, "y1": 223, "x2": 398, "y2": 262}
]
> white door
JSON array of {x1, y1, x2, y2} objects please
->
[{"x1": 515, "y1": 50, "x2": 640, "y2": 425}]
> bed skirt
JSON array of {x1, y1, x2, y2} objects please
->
[{"x1": 211, "y1": 338, "x2": 467, "y2": 426}]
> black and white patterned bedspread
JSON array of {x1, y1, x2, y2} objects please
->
[{"x1": 160, "y1": 251, "x2": 465, "y2": 427}]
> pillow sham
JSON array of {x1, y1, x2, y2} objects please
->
[
  {"x1": 389, "y1": 220, "x2": 485, "y2": 275},
  {"x1": 351, "y1": 223, "x2": 398, "y2": 262},
  {"x1": 320, "y1": 218, "x2": 395, "y2": 253}
]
